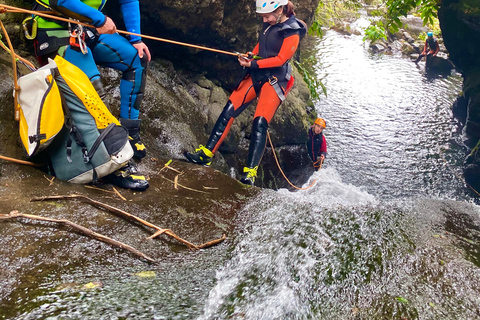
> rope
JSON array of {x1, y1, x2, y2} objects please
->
[
  {"x1": 0, "y1": 20, "x2": 21, "y2": 121},
  {"x1": 439, "y1": 153, "x2": 480, "y2": 197},
  {"x1": 0, "y1": 4, "x2": 240, "y2": 57},
  {"x1": 0, "y1": 39, "x2": 37, "y2": 71},
  {"x1": 266, "y1": 131, "x2": 317, "y2": 190}
]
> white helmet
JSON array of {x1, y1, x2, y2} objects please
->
[{"x1": 256, "y1": 0, "x2": 288, "y2": 13}]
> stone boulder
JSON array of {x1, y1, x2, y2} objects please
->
[{"x1": 425, "y1": 54, "x2": 455, "y2": 74}]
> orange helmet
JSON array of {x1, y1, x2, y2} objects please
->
[{"x1": 314, "y1": 118, "x2": 326, "y2": 128}]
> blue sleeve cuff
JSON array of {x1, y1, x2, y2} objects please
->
[{"x1": 119, "y1": 0, "x2": 142, "y2": 43}]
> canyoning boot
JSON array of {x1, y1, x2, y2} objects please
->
[
  {"x1": 120, "y1": 118, "x2": 147, "y2": 159},
  {"x1": 239, "y1": 116, "x2": 268, "y2": 186},
  {"x1": 240, "y1": 166, "x2": 258, "y2": 186},
  {"x1": 185, "y1": 145, "x2": 213, "y2": 166},
  {"x1": 103, "y1": 161, "x2": 149, "y2": 191}
]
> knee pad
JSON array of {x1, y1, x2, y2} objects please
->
[{"x1": 251, "y1": 116, "x2": 269, "y2": 139}]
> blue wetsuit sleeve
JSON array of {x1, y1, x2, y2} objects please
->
[
  {"x1": 119, "y1": 0, "x2": 142, "y2": 43},
  {"x1": 52, "y1": 0, "x2": 106, "y2": 27}
]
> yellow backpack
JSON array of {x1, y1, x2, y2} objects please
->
[{"x1": 16, "y1": 59, "x2": 64, "y2": 157}]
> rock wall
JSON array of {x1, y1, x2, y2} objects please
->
[{"x1": 438, "y1": 0, "x2": 480, "y2": 190}]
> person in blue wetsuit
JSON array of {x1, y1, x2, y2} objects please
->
[
  {"x1": 33, "y1": 0, "x2": 151, "y2": 190},
  {"x1": 34, "y1": 0, "x2": 151, "y2": 160}
]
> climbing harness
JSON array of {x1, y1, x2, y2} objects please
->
[
  {"x1": 68, "y1": 21, "x2": 87, "y2": 54},
  {"x1": 267, "y1": 131, "x2": 318, "y2": 190}
]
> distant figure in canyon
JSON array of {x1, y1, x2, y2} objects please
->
[
  {"x1": 307, "y1": 118, "x2": 327, "y2": 171},
  {"x1": 185, "y1": 0, "x2": 306, "y2": 186},
  {"x1": 415, "y1": 32, "x2": 440, "y2": 64}
]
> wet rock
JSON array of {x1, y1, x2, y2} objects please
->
[
  {"x1": 370, "y1": 41, "x2": 389, "y2": 53},
  {"x1": 425, "y1": 55, "x2": 455, "y2": 74},
  {"x1": 400, "y1": 15, "x2": 429, "y2": 38},
  {"x1": 403, "y1": 31, "x2": 415, "y2": 44}
]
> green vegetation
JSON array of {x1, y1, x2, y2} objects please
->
[
  {"x1": 363, "y1": 22, "x2": 388, "y2": 42},
  {"x1": 366, "y1": 0, "x2": 440, "y2": 41},
  {"x1": 293, "y1": 60, "x2": 327, "y2": 101}
]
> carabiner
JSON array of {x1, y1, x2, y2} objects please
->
[{"x1": 22, "y1": 16, "x2": 37, "y2": 40}]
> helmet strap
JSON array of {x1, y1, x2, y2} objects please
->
[{"x1": 276, "y1": 12, "x2": 283, "y2": 24}]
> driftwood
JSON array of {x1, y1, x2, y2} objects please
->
[
  {"x1": 0, "y1": 211, "x2": 155, "y2": 263},
  {"x1": 31, "y1": 194, "x2": 226, "y2": 250}
]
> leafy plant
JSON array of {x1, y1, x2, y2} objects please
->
[
  {"x1": 293, "y1": 60, "x2": 327, "y2": 101},
  {"x1": 363, "y1": 23, "x2": 388, "y2": 42},
  {"x1": 384, "y1": 0, "x2": 440, "y2": 33}
]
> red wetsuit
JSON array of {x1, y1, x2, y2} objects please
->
[{"x1": 206, "y1": 15, "x2": 307, "y2": 169}]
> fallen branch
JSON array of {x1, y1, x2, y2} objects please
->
[
  {"x1": 0, "y1": 210, "x2": 155, "y2": 263},
  {"x1": 31, "y1": 194, "x2": 225, "y2": 250}
]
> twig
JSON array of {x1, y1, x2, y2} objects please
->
[
  {"x1": 203, "y1": 186, "x2": 219, "y2": 190},
  {"x1": 112, "y1": 187, "x2": 127, "y2": 201},
  {"x1": 30, "y1": 194, "x2": 225, "y2": 250},
  {"x1": 84, "y1": 185, "x2": 116, "y2": 194},
  {"x1": 159, "y1": 159, "x2": 183, "y2": 174},
  {"x1": 174, "y1": 175, "x2": 178, "y2": 190},
  {"x1": 160, "y1": 176, "x2": 210, "y2": 194},
  {"x1": 0, "y1": 210, "x2": 155, "y2": 262},
  {"x1": 196, "y1": 234, "x2": 227, "y2": 249},
  {"x1": 43, "y1": 175, "x2": 55, "y2": 186}
]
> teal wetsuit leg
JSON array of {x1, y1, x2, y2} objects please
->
[{"x1": 91, "y1": 33, "x2": 146, "y2": 120}]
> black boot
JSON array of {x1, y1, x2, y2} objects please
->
[
  {"x1": 205, "y1": 101, "x2": 237, "y2": 151},
  {"x1": 185, "y1": 145, "x2": 214, "y2": 166},
  {"x1": 103, "y1": 160, "x2": 149, "y2": 191},
  {"x1": 240, "y1": 166, "x2": 258, "y2": 185},
  {"x1": 120, "y1": 118, "x2": 146, "y2": 159},
  {"x1": 414, "y1": 53, "x2": 425, "y2": 64},
  {"x1": 240, "y1": 116, "x2": 268, "y2": 186}
]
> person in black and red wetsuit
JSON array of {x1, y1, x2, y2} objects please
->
[
  {"x1": 307, "y1": 118, "x2": 327, "y2": 171},
  {"x1": 185, "y1": 0, "x2": 307, "y2": 186}
]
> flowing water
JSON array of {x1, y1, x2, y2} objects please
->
[
  {"x1": 199, "y1": 30, "x2": 480, "y2": 319},
  {"x1": 3, "y1": 30, "x2": 480, "y2": 319}
]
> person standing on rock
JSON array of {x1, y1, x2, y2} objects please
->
[
  {"x1": 306, "y1": 118, "x2": 327, "y2": 171},
  {"x1": 33, "y1": 0, "x2": 151, "y2": 160},
  {"x1": 415, "y1": 32, "x2": 440, "y2": 64},
  {"x1": 185, "y1": 0, "x2": 306, "y2": 186}
]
